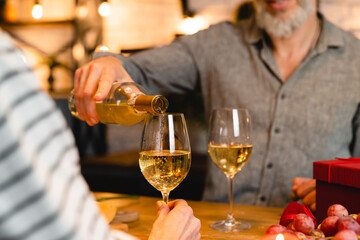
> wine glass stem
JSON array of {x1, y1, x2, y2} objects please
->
[
  {"x1": 226, "y1": 175, "x2": 235, "y2": 224},
  {"x1": 161, "y1": 191, "x2": 169, "y2": 204}
]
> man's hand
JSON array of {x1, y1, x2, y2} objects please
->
[
  {"x1": 292, "y1": 177, "x2": 316, "y2": 212},
  {"x1": 149, "y1": 200, "x2": 201, "y2": 240},
  {"x1": 73, "y1": 55, "x2": 134, "y2": 126}
]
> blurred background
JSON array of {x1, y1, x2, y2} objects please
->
[{"x1": 1, "y1": 0, "x2": 359, "y2": 200}]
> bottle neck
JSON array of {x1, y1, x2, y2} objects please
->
[{"x1": 134, "y1": 95, "x2": 168, "y2": 114}]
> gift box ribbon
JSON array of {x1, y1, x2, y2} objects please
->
[{"x1": 327, "y1": 157, "x2": 360, "y2": 183}]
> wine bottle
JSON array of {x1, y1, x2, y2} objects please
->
[{"x1": 68, "y1": 82, "x2": 168, "y2": 125}]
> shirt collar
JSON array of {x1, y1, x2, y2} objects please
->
[
  {"x1": 316, "y1": 12, "x2": 345, "y2": 52},
  {"x1": 241, "y1": 12, "x2": 345, "y2": 50}
]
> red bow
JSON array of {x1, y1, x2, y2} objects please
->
[{"x1": 280, "y1": 202, "x2": 316, "y2": 227}]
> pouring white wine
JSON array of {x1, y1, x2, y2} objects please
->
[{"x1": 68, "y1": 82, "x2": 168, "y2": 125}]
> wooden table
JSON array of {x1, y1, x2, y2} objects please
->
[{"x1": 94, "y1": 192, "x2": 283, "y2": 240}]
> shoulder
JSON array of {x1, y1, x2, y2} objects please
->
[
  {"x1": 323, "y1": 21, "x2": 360, "y2": 85},
  {"x1": 178, "y1": 21, "x2": 237, "y2": 42},
  {"x1": 177, "y1": 20, "x2": 252, "y2": 49},
  {"x1": 200, "y1": 20, "x2": 253, "y2": 37},
  {"x1": 322, "y1": 16, "x2": 360, "y2": 50},
  {"x1": 0, "y1": 29, "x2": 30, "y2": 74},
  {"x1": 0, "y1": 29, "x2": 15, "y2": 50},
  {"x1": 335, "y1": 26, "x2": 360, "y2": 60}
]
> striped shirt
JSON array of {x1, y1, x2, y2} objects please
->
[{"x1": 0, "y1": 30, "x2": 137, "y2": 240}]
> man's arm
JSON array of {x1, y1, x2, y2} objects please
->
[{"x1": 74, "y1": 35, "x2": 201, "y2": 126}]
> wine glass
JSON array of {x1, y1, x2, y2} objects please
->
[
  {"x1": 139, "y1": 113, "x2": 191, "y2": 203},
  {"x1": 208, "y1": 108, "x2": 253, "y2": 232}
]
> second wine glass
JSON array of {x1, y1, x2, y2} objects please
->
[
  {"x1": 208, "y1": 108, "x2": 253, "y2": 232},
  {"x1": 139, "y1": 113, "x2": 191, "y2": 203}
]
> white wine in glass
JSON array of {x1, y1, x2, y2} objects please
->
[
  {"x1": 139, "y1": 113, "x2": 191, "y2": 203},
  {"x1": 208, "y1": 108, "x2": 252, "y2": 232}
]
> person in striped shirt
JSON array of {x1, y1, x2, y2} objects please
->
[{"x1": 0, "y1": 29, "x2": 201, "y2": 240}]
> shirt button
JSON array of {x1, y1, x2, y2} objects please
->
[
  {"x1": 260, "y1": 196, "x2": 266, "y2": 202},
  {"x1": 267, "y1": 163, "x2": 273, "y2": 169},
  {"x1": 281, "y1": 94, "x2": 286, "y2": 99},
  {"x1": 274, "y1": 128, "x2": 280, "y2": 134}
]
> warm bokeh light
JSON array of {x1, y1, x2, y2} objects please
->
[
  {"x1": 76, "y1": 5, "x2": 89, "y2": 19},
  {"x1": 95, "y1": 45, "x2": 110, "y2": 52},
  {"x1": 72, "y1": 42, "x2": 85, "y2": 62},
  {"x1": 4, "y1": 2, "x2": 18, "y2": 22},
  {"x1": 178, "y1": 16, "x2": 208, "y2": 35},
  {"x1": 98, "y1": 1, "x2": 111, "y2": 17},
  {"x1": 32, "y1": 4, "x2": 43, "y2": 19},
  {"x1": 275, "y1": 234, "x2": 285, "y2": 240}
]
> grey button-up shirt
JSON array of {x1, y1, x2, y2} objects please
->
[{"x1": 97, "y1": 13, "x2": 360, "y2": 207}]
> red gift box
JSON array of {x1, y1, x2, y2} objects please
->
[{"x1": 313, "y1": 158, "x2": 360, "y2": 223}]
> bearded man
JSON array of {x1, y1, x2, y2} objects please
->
[{"x1": 73, "y1": 0, "x2": 360, "y2": 211}]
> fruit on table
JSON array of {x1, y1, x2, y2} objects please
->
[
  {"x1": 327, "y1": 204, "x2": 349, "y2": 218},
  {"x1": 293, "y1": 213, "x2": 315, "y2": 235},
  {"x1": 334, "y1": 229, "x2": 358, "y2": 240},
  {"x1": 320, "y1": 215, "x2": 339, "y2": 236},
  {"x1": 337, "y1": 216, "x2": 360, "y2": 235},
  {"x1": 266, "y1": 224, "x2": 288, "y2": 234},
  {"x1": 263, "y1": 203, "x2": 360, "y2": 239}
]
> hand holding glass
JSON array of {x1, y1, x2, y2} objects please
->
[
  {"x1": 139, "y1": 113, "x2": 191, "y2": 203},
  {"x1": 208, "y1": 108, "x2": 253, "y2": 232}
]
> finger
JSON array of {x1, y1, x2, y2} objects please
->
[
  {"x1": 156, "y1": 201, "x2": 166, "y2": 209},
  {"x1": 84, "y1": 100, "x2": 98, "y2": 126},
  {"x1": 74, "y1": 66, "x2": 90, "y2": 121},
  {"x1": 74, "y1": 68, "x2": 82, "y2": 92},
  {"x1": 94, "y1": 71, "x2": 116, "y2": 101},
  {"x1": 73, "y1": 68, "x2": 83, "y2": 120},
  {"x1": 193, "y1": 217, "x2": 201, "y2": 232},
  {"x1": 85, "y1": 63, "x2": 105, "y2": 101},
  {"x1": 195, "y1": 232, "x2": 201, "y2": 240},
  {"x1": 310, "y1": 202, "x2": 316, "y2": 212},
  {"x1": 94, "y1": 80, "x2": 112, "y2": 101},
  {"x1": 291, "y1": 177, "x2": 311, "y2": 201},
  {"x1": 289, "y1": 191, "x2": 300, "y2": 201},
  {"x1": 77, "y1": 64, "x2": 90, "y2": 98},
  {"x1": 156, "y1": 203, "x2": 170, "y2": 220},
  {"x1": 94, "y1": 59, "x2": 135, "y2": 101},
  {"x1": 302, "y1": 190, "x2": 316, "y2": 207},
  {"x1": 80, "y1": 63, "x2": 103, "y2": 124},
  {"x1": 292, "y1": 177, "x2": 311, "y2": 191},
  {"x1": 296, "y1": 179, "x2": 316, "y2": 198},
  {"x1": 168, "y1": 199, "x2": 188, "y2": 210},
  {"x1": 82, "y1": 85, "x2": 99, "y2": 125}
]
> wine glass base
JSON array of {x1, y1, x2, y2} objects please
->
[{"x1": 210, "y1": 219, "x2": 251, "y2": 232}]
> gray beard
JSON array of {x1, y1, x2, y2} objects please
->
[{"x1": 255, "y1": 0, "x2": 314, "y2": 38}]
